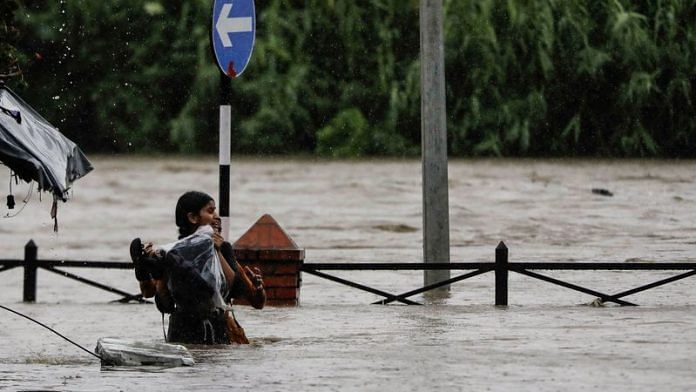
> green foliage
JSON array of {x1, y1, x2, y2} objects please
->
[
  {"x1": 14, "y1": 0, "x2": 214, "y2": 152},
  {"x1": 6, "y1": 0, "x2": 695, "y2": 157},
  {"x1": 0, "y1": 0, "x2": 22, "y2": 81},
  {"x1": 235, "y1": 0, "x2": 420, "y2": 155},
  {"x1": 316, "y1": 108, "x2": 370, "y2": 157},
  {"x1": 445, "y1": 0, "x2": 695, "y2": 157}
]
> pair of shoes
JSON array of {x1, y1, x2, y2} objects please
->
[
  {"x1": 130, "y1": 238, "x2": 167, "y2": 281},
  {"x1": 130, "y1": 238, "x2": 153, "y2": 281}
]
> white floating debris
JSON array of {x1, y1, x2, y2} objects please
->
[{"x1": 95, "y1": 337, "x2": 194, "y2": 367}]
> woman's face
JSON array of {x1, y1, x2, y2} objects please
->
[{"x1": 189, "y1": 200, "x2": 218, "y2": 228}]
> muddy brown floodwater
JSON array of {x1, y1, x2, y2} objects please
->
[{"x1": 1, "y1": 156, "x2": 696, "y2": 391}]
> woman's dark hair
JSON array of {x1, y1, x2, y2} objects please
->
[{"x1": 175, "y1": 191, "x2": 213, "y2": 239}]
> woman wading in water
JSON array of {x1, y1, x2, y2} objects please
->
[{"x1": 131, "y1": 191, "x2": 265, "y2": 344}]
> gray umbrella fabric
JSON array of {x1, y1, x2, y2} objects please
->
[{"x1": 0, "y1": 84, "x2": 92, "y2": 202}]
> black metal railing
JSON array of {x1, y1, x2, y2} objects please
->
[
  {"x1": 2, "y1": 240, "x2": 695, "y2": 306},
  {"x1": 0, "y1": 240, "x2": 146, "y2": 303},
  {"x1": 302, "y1": 242, "x2": 696, "y2": 306}
]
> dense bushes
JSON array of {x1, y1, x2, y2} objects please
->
[
  {"x1": 445, "y1": 0, "x2": 696, "y2": 157},
  {"x1": 5, "y1": 0, "x2": 695, "y2": 157},
  {"x1": 0, "y1": 0, "x2": 21, "y2": 80}
]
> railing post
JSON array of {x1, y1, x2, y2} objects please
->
[
  {"x1": 495, "y1": 241, "x2": 508, "y2": 306},
  {"x1": 23, "y1": 240, "x2": 37, "y2": 302}
]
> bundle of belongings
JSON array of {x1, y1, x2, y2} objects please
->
[
  {"x1": 96, "y1": 222, "x2": 254, "y2": 366},
  {"x1": 135, "y1": 225, "x2": 249, "y2": 345}
]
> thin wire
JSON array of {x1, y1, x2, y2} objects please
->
[
  {"x1": 3, "y1": 181, "x2": 33, "y2": 218},
  {"x1": 162, "y1": 313, "x2": 167, "y2": 342},
  {"x1": 0, "y1": 303, "x2": 102, "y2": 361}
]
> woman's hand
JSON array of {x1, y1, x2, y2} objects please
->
[
  {"x1": 212, "y1": 217, "x2": 222, "y2": 234},
  {"x1": 212, "y1": 232, "x2": 225, "y2": 250},
  {"x1": 245, "y1": 266, "x2": 264, "y2": 290},
  {"x1": 224, "y1": 310, "x2": 249, "y2": 344},
  {"x1": 242, "y1": 266, "x2": 266, "y2": 309},
  {"x1": 143, "y1": 242, "x2": 157, "y2": 257}
]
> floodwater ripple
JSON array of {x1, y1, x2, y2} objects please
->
[{"x1": 1, "y1": 157, "x2": 696, "y2": 391}]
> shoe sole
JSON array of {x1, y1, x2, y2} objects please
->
[{"x1": 130, "y1": 238, "x2": 143, "y2": 263}]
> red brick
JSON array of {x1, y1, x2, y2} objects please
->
[
  {"x1": 266, "y1": 299, "x2": 299, "y2": 306},
  {"x1": 232, "y1": 214, "x2": 304, "y2": 306},
  {"x1": 238, "y1": 260, "x2": 302, "y2": 275},
  {"x1": 262, "y1": 275, "x2": 299, "y2": 288},
  {"x1": 233, "y1": 249, "x2": 305, "y2": 261},
  {"x1": 266, "y1": 287, "x2": 300, "y2": 300},
  {"x1": 233, "y1": 298, "x2": 299, "y2": 307}
]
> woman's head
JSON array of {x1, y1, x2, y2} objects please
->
[{"x1": 175, "y1": 191, "x2": 218, "y2": 238}]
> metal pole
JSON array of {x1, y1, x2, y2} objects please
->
[
  {"x1": 219, "y1": 74, "x2": 231, "y2": 241},
  {"x1": 420, "y1": 0, "x2": 450, "y2": 290},
  {"x1": 23, "y1": 240, "x2": 37, "y2": 302},
  {"x1": 495, "y1": 241, "x2": 508, "y2": 306}
]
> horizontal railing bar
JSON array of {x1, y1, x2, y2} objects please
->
[
  {"x1": 303, "y1": 262, "x2": 696, "y2": 271},
  {"x1": 0, "y1": 259, "x2": 133, "y2": 269},
  {"x1": 2, "y1": 260, "x2": 695, "y2": 271},
  {"x1": 303, "y1": 263, "x2": 493, "y2": 270},
  {"x1": 39, "y1": 260, "x2": 133, "y2": 269},
  {"x1": 509, "y1": 263, "x2": 696, "y2": 270}
]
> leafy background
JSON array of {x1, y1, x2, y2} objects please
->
[{"x1": 2, "y1": 0, "x2": 695, "y2": 157}]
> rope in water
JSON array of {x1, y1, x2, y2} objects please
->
[{"x1": 0, "y1": 303, "x2": 102, "y2": 361}]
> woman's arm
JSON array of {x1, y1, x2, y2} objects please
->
[
  {"x1": 139, "y1": 280, "x2": 157, "y2": 298},
  {"x1": 213, "y1": 233, "x2": 236, "y2": 288},
  {"x1": 217, "y1": 248, "x2": 236, "y2": 287},
  {"x1": 235, "y1": 265, "x2": 266, "y2": 309},
  {"x1": 154, "y1": 275, "x2": 175, "y2": 313},
  {"x1": 215, "y1": 235, "x2": 266, "y2": 308}
]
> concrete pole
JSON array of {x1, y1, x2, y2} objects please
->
[{"x1": 420, "y1": 0, "x2": 450, "y2": 290}]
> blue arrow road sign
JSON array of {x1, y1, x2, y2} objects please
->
[{"x1": 212, "y1": 0, "x2": 255, "y2": 78}]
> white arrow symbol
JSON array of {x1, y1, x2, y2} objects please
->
[{"x1": 216, "y1": 3, "x2": 252, "y2": 48}]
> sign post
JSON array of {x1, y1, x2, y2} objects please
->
[{"x1": 211, "y1": 0, "x2": 256, "y2": 240}]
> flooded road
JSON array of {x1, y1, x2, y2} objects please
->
[{"x1": 1, "y1": 157, "x2": 696, "y2": 391}]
